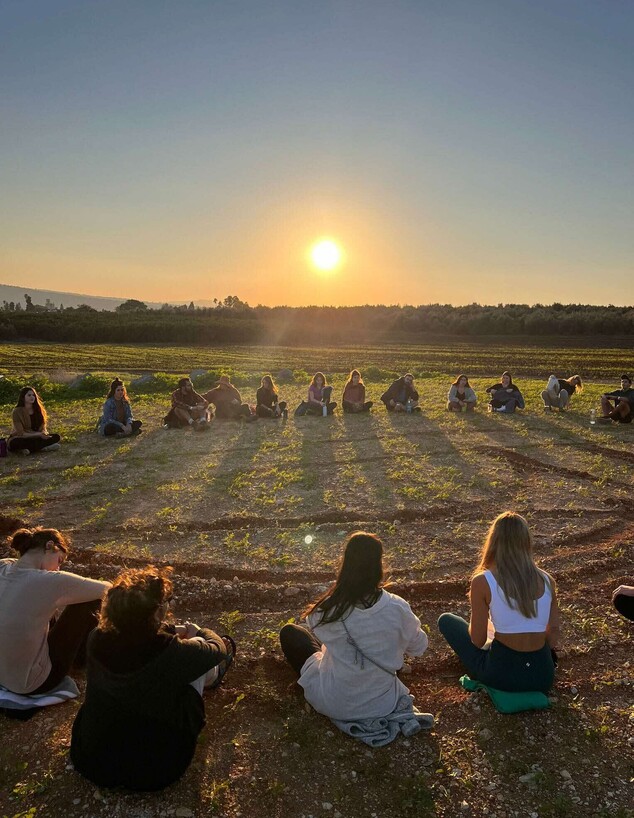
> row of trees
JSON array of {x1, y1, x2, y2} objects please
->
[{"x1": 1, "y1": 296, "x2": 633, "y2": 343}]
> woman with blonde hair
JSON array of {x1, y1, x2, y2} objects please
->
[
  {"x1": 541, "y1": 374, "x2": 583, "y2": 411},
  {"x1": 438, "y1": 512, "x2": 560, "y2": 693}
]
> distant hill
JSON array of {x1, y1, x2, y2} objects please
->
[{"x1": 0, "y1": 283, "x2": 216, "y2": 311}]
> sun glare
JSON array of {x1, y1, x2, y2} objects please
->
[{"x1": 310, "y1": 239, "x2": 342, "y2": 272}]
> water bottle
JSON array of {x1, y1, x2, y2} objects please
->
[
  {"x1": 406, "y1": 398, "x2": 412, "y2": 414},
  {"x1": 589, "y1": 408, "x2": 596, "y2": 427},
  {"x1": 322, "y1": 404, "x2": 327, "y2": 417}
]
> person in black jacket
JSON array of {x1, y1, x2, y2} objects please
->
[
  {"x1": 256, "y1": 375, "x2": 288, "y2": 419},
  {"x1": 485, "y1": 371, "x2": 525, "y2": 414},
  {"x1": 380, "y1": 374, "x2": 420, "y2": 413},
  {"x1": 71, "y1": 566, "x2": 235, "y2": 791}
]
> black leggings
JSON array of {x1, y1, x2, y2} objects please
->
[
  {"x1": 8, "y1": 434, "x2": 61, "y2": 453},
  {"x1": 103, "y1": 420, "x2": 142, "y2": 436},
  {"x1": 614, "y1": 594, "x2": 634, "y2": 621},
  {"x1": 31, "y1": 599, "x2": 102, "y2": 694},
  {"x1": 279, "y1": 624, "x2": 321, "y2": 675},
  {"x1": 256, "y1": 401, "x2": 288, "y2": 418},
  {"x1": 438, "y1": 613, "x2": 554, "y2": 694}
]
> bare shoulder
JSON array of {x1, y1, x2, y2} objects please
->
[{"x1": 470, "y1": 573, "x2": 490, "y2": 600}]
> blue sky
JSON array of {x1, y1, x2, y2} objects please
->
[{"x1": 1, "y1": 0, "x2": 632, "y2": 306}]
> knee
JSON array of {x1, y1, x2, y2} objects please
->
[
  {"x1": 279, "y1": 623, "x2": 296, "y2": 645},
  {"x1": 437, "y1": 612, "x2": 453, "y2": 634}
]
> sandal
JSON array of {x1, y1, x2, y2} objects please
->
[{"x1": 207, "y1": 635, "x2": 236, "y2": 689}]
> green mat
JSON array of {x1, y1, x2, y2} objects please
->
[{"x1": 459, "y1": 675, "x2": 550, "y2": 714}]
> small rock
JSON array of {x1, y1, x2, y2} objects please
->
[
  {"x1": 560, "y1": 770, "x2": 572, "y2": 780},
  {"x1": 460, "y1": 801, "x2": 469, "y2": 811},
  {"x1": 322, "y1": 803, "x2": 333, "y2": 811},
  {"x1": 479, "y1": 728, "x2": 493, "y2": 743},
  {"x1": 175, "y1": 809, "x2": 194, "y2": 818},
  {"x1": 285, "y1": 586, "x2": 301, "y2": 596},
  {"x1": 570, "y1": 686, "x2": 578, "y2": 696},
  {"x1": 73, "y1": 799, "x2": 81, "y2": 806}
]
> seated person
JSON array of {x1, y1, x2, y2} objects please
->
[
  {"x1": 485, "y1": 371, "x2": 525, "y2": 414},
  {"x1": 256, "y1": 375, "x2": 288, "y2": 419},
  {"x1": 98, "y1": 379, "x2": 143, "y2": 437},
  {"x1": 306, "y1": 372, "x2": 337, "y2": 416},
  {"x1": 342, "y1": 369, "x2": 373, "y2": 413},
  {"x1": 541, "y1": 375, "x2": 583, "y2": 411},
  {"x1": 598, "y1": 374, "x2": 634, "y2": 424},
  {"x1": 7, "y1": 386, "x2": 61, "y2": 455},
  {"x1": 612, "y1": 583, "x2": 634, "y2": 622},
  {"x1": 279, "y1": 532, "x2": 430, "y2": 723},
  {"x1": 0, "y1": 527, "x2": 110, "y2": 695},
  {"x1": 163, "y1": 378, "x2": 211, "y2": 429},
  {"x1": 447, "y1": 375, "x2": 477, "y2": 412},
  {"x1": 438, "y1": 512, "x2": 560, "y2": 694},
  {"x1": 380, "y1": 374, "x2": 420, "y2": 412},
  {"x1": 204, "y1": 375, "x2": 254, "y2": 420},
  {"x1": 71, "y1": 566, "x2": 235, "y2": 791}
]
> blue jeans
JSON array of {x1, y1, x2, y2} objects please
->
[{"x1": 438, "y1": 613, "x2": 554, "y2": 693}]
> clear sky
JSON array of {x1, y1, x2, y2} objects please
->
[{"x1": 1, "y1": 0, "x2": 632, "y2": 306}]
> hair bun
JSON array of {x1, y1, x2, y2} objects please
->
[{"x1": 11, "y1": 528, "x2": 33, "y2": 555}]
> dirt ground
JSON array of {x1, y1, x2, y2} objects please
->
[{"x1": 1, "y1": 378, "x2": 633, "y2": 818}]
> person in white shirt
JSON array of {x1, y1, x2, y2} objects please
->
[
  {"x1": 279, "y1": 531, "x2": 429, "y2": 721},
  {"x1": 0, "y1": 527, "x2": 111, "y2": 694},
  {"x1": 438, "y1": 511, "x2": 561, "y2": 693}
]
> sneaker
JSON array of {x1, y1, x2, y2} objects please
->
[
  {"x1": 20, "y1": 449, "x2": 31, "y2": 456},
  {"x1": 42, "y1": 442, "x2": 61, "y2": 452},
  {"x1": 543, "y1": 406, "x2": 552, "y2": 412},
  {"x1": 496, "y1": 406, "x2": 507, "y2": 413}
]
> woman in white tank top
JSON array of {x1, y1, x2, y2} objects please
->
[{"x1": 438, "y1": 512, "x2": 561, "y2": 693}]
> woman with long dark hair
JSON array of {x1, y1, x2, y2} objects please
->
[
  {"x1": 279, "y1": 532, "x2": 430, "y2": 722},
  {"x1": 485, "y1": 371, "x2": 525, "y2": 414},
  {"x1": 97, "y1": 378, "x2": 143, "y2": 437},
  {"x1": 447, "y1": 374, "x2": 477, "y2": 412},
  {"x1": 0, "y1": 527, "x2": 110, "y2": 695},
  {"x1": 306, "y1": 372, "x2": 337, "y2": 416},
  {"x1": 71, "y1": 566, "x2": 235, "y2": 791},
  {"x1": 342, "y1": 369, "x2": 373, "y2": 413},
  {"x1": 7, "y1": 386, "x2": 61, "y2": 454},
  {"x1": 256, "y1": 374, "x2": 288, "y2": 419},
  {"x1": 438, "y1": 512, "x2": 560, "y2": 693}
]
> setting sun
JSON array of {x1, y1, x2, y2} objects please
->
[{"x1": 310, "y1": 239, "x2": 342, "y2": 272}]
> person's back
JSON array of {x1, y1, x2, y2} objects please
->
[
  {"x1": 480, "y1": 568, "x2": 551, "y2": 652},
  {"x1": 71, "y1": 628, "x2": 213, "y2": 790},
  {"x1": 301, "y1": 590, "x2": 427, "y2": 720}
]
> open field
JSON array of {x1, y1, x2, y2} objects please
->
[{"x1": 0, "y1": 343, "x2": 633, "y2": 818}]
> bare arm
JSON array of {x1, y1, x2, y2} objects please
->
[
  {"x1": 469, "y1": 574, "x2": 489, "y2": 648},
  {"x1": 546, "y1": 583, "x2": 561, "y2": 650}
]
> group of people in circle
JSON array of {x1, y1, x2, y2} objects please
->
[
  {"x1": 3, "y1": 371, "x2": 632, "y2": 455},
  {"x1": 0, "y1": 516, "x2": 631, "y2": 792}
]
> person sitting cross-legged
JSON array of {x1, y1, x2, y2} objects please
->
[
  {"x1": 163, "y1": 378, "x2": 211, "y2": 430},
  {"x1": 279, "y1": 532, "x2": 432, "y2": 736},
  {"x1": 447, "y1": 374, "x2": 477, "y2": 412},
  {"x1": 7, "y1": 386, "x2": 61, "y2": 455},
  {"x1": 256, "y1": 374, "x2": 288, "y2": 419},
  {"x1": 98, "y1": 379, "x2": 143, "y2": 438},
  {"x1": 380, "y1": 373, "x2": 420, "y2": 413},
  {"x1": 70, "y1": 566, "x2": 235, "y2": 791},
  {"x1": 204, "y1": 375, "x2": 255, "y2": 421},
  {"x1": 438, "y1": 512, "x2": 560, "y2": 694},
  {"x1": 342, "y1": 369, "x2": 373, "y2": 414},
  {"x1": 485, "y1": 371, "x2": 525, "y2": 414},
  {"x1": 541, "y1": 375, "x2": 583, "y2": 411}
]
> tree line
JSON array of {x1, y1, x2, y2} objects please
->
[{"x1": 1, "y1": 294, "x2": 633, "y2": 343}]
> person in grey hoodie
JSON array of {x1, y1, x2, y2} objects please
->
[{"x1": 447, "y1": 375, "x2": 477, "y2": 412}]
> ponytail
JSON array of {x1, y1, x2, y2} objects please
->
[{"x1": 10, "y1": 527, "x2": 69, "y2": 557}]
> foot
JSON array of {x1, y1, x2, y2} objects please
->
[
  {"x1": 42, "y1": 442, "x2": 61, "y2": 452},
  {"x1": 596, "y1": 416, "x2": 612, "y2": 424},
  {"x1": 543, "y1": 406, "x2": 552, "y2": 412},
  {"x1": 20, "y1": 449, "x2": 31, "y2": 456}
]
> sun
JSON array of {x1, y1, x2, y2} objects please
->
[{"x1": 310, "y1": 239, "x2": 342, "y2": 272}]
